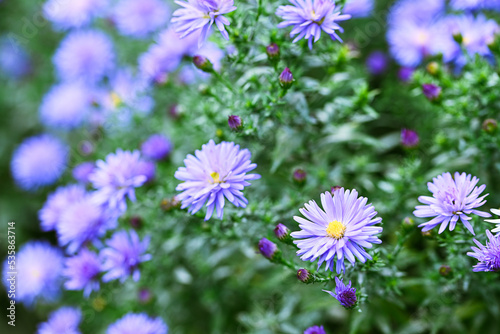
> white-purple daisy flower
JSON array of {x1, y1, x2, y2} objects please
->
[
  {"x1": 63, "y1": 248, "x2": 101, "y2": 297},
  {"x1": 11, "y1": 135, "x2": 69, "y2": 191},
  {"x1": 485, "y1": 209, "x2": 500, "y2": 234},
  {"x1": 467, "y1": 230, "x2": 500, "y2": 272},
  {"x1": 291, "y1": 189, "x2": 383, "y2": 274},
  {"x1": 323, "y1": 276, "x2": 357, "y2": 308},
  {"x1": 43, "y1": 0, "x2": 107, "y2": 30},
  {"x1": 107, "y1": 313, "x2": 167, "y2": 334},
  {"x1": 39, "y1": 184, "x2": 87, "y2": 231},
  {"x1": 53, "y1": 30, "x2": 114, "y2": 83},
  {"x1": 100, "y1": 230, "x2": 152, "y2": 283},
  {"x1": 37, "y1": 306, "x2": 82, "y2": 334},
  {"x1": 413, "y1": 172, "x2": 491, "y2": 235},
  {"x1": 89, "y1": 149, "x2": 148, "y2": 214},
  {"x1": 174, "y1": 140, "x2": 260, "y2": 220},
  {"x1": 114, "y1": 0, "x2": 170, "y2": 38},
  {"x1": 2, "y1": 241, "x2": 63, "y2": 305},
  {"x1": 171, "y1": 0, "x2": 237, "y2": 47},
  {"x1": 276, "y1": 0, "x2": 351, "y2": 49}
]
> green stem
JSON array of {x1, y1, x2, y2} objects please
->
[{"x1": 213, "y1": 71, "x2": 236, "y2": 94}]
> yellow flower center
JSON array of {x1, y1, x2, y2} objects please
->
[
  {"x1": 31, "y1": 268, "x2": 41, "y2": 279},
  {"x1": 326, "y1": 220, "x2": 346, "y2": 239},
  {"x1": 210, "y1": 172, "x2": 222, "y2": 184},
  {"x1": 110, "y1": 92, "x2": 122, "y2": 108}
]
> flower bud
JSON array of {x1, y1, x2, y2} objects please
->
[
  {"x1": 228, "y1": 115, "x2": 243, "y2": 131},
  {"x1": 129, "y1": 216, "x2": 143, "y2": 229},
  {"x1": 193, "y1": 55, "x2": 213, "y2": 72},
  {"x1": 169, "y1": 104, "x2": 179, "y2": 119},
  {"x1": 279, "y1": 67, "x2": 294, "y2": 89},
  {"x1": 403, "y1": 217, "x2": 414, "y2": 227},
  {"x1": 258, "y1": 238, "x2": 278, "y2": 260},
  {"x1": 274, "y1": 223, "x2": 291, "y2": 241},
  {"x1": 331, "y1": 186, "x2": 342, "y2": 195},
  {"x1": 160, "y1": 197, "x2": 181, "y2": 211},
  {"x1": 401, "y1": 129, "x2": 419, "y2": 148},
  {"x1": 439, "y1": 265, "x2": 452, "y2": 277},
  {"x1": 297, "y1": 268, "x2": 313, "y2": 283},
  {"x1": 422, "y1": 83, "x2": 441, "y2": 101},
  {"x1": 138, "y1": 288, "x2": 153, "y2": 304},
  {"x1": 426, "y1": 61, "x2": 439, "y2": 76},
  {"x1": 482, "y1": 119, "x2": 497, "y2": 133},
  {"x1": 266, "y1": 43, "x2": 280, "y2": 60},
  {"x1": 366, "y1": 51, "x2": 388, "y2": 75},
  {"x1": 79, "y1": 140, "x2": 94, "y2": 156},
  {"x1": 293, "y1": 168, "x2": 307, "y2": 185}
]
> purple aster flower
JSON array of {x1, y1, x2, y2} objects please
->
[
  {"x1": 422, "y1": 83, "x2": 441, "y2": 101},
  {"x1": 343, "y1": 0, "x2": 374, "y2": 18},
  {"x1": 73, "y1": 162, "x2": 96, "y2": 184},
  {"x1": 258, "y1": 238, "x2": 278, "y2": 259},
  {"x1": 366, "y1": 51, "x2": 388, "y2": 75},
  {"x1": 174, "y1": 140, "x2": 260, "y2": 220},
  {"x1": 451, "y1": 0, "x2": 500, "y2": 10},
  {"x1": 323, "y1": 277, "x2": 357, "y2": 308},
  {"x1": 53, "y1": 30, "x2": 114, "y2": 83},
  {"x1": 171, "y1": 0, "x2": 237, "y2": 47},
  {"x1": 114, "y1": 0, "x2": 170, "y2": 39},
  {"x1": 100, "y1": 230, "x2": 152, "y2": 282},
  {"x1": 57, "y1": 195, "x2": 117, "y2": 253},
  {"x1": 11, "y1": 135, "x2": 68, "y2": 191},
  {"x1": 304, "y1": 325, "x2": 326, "y2": 334},
  {"x1": 413, "y1": 172, "x2": 491, "y2": 235},
  {"x1": 63, "y1": 248, "x2": 101, "y2": 297},
  {"x1": 467, "y1": 230, "x2": 500, "y2": 272},
  {"x1": 89, "y1": 149, "x2": 148, "y2": 213},
  {"x1": 141, "y1": 134, "x2": 172, "y2": 161},
  {"x1": 388, "y1": 0, "x2": 445, "y2": 26},
  {"x1": 401, "y1": 129, "x2": 419, "y2": 148},
  {"x1": 39, "y1": 82, "x2": 93, "y2": 130},
  {"x1": 37, "y1": 307, "x2": 81, "y2": 334},
  {"x1": 0, "y1": 37, "x2": 31, "y2": 80},
  {"x1": 291, "y1": 189, "x2": 383, "y2": 274},
  {"x1": 39, "y1": 185, "x2": 87, "y2": 231},
  {"x1": 43, "y1": 0, "x2": 106, "y2": 30},
  {"x1": 276, "y1": 0, "x2": 351, "y2": 49},
  {"x1": 136, "y1": 161, "x2": 156, "y2": 183},
  {"x1": 398, "y1": 67, "x2": 414, "y2": 82},
  {"x1": 2, "y1": 241, "x2": 63, "y2": 304},
  {"x1": 107, "y1": 313, "x2": 167, "y2": 334}
]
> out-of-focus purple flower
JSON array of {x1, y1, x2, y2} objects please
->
[
  {"x1": 53, "y1": 30, "x2": 114, "y2": 83},
  {"x1": 114, "y1": 0, "x2": 170, "y2": 38},
  {"x1": 39, "y1": 185, "x2": 87, "y2": 231},
  {"x1": 141, "y1": 134, "x2": 172, "y2": 161},
  {"x1": 276, "y1": 0, "x2": 351, "y2": 49},
  {"x1": 138, "y1": 288, "x2": 153, "y2": 303},
  {"x1": 228, "y1": 115, "x2": 242, "y2": 130},
  {"x1": 107, "y1": 313, "x2": 167, "y2": 334},
  {"x1": 292, "y1": 189, "x2": 383, "y2": 274},
  {"x1": 171, "y1": 0, "x2": 236, "y2": 47},
  {"x1": 323, "y1": 277, "x2": 357, "y2": 308},
  {"x1": 72, "y1": 162, "x2": 96, "y2": 184},
  {"x1": 11, "y1": 135, "x2": 68, "y2": 191},
  {"x1": 89, "y1": 149, "x2": 148, "y2": 214},
  {"x1": 467, "y1": 230, "x2": 500, "y2": 272},
  {"x1": 0, "y1": 37, "x2": 31, "y2": 80},
  {"x1": 57, "y1": 195, "x2": 117, "y2": 253},
  {"x1": 39, "y1": 82, "x2": 93, "y2": 130},
  {"x1": 37, "y1": 307, "x2": 82, "y2": 334},
  {"x1": 79, "y1": 141, "x2": 94, "y2": 156},
  {"x1": 43, "y1": 0, "x2": 107, "y2": 29},
  {"x1": 451, "y1": 0, "x2": 500, "y2": 10},
  {"x1": 422, "y1": 83, "x2": 441, "y2": 101},
  {"x1": 414, "y1": 172, "x2": 491, "y2": 235},
  {"x1": 2, "y1": 241, "x2": 63, "y2": 304},
  {"x1": 366, "y1": 51, "x2": 388, "y2": 75},
  {"x1": 398, "y1": 67, "x2": 414, "y2": 82},
  {"x1": 63, "y1": 248, "x2": 101, "y2": 297},
  {"x1": 258, "y1": 238, "x2": 278, "y2": 259},
  {"x1": 388, "y1": 0, "x2": 445, "y2": 26},
  {"x1": 401, "y1": 129, "x2": 419, "y2": 148},
  {"x1": 174, "y1": 140, "x2": 260, "y2": 220},
  {"x1": 136, "y1": 161, "x2": 156, "y2": 183},
  {"x1": 343, "y1": 0, "x2": 374, "y2": 18},
  {"x1": 304, "y1": 325, "x2": 326, "y2": 334},
  {"x1": 100, "y1": 230, "x2": 152, "y2": 282}
]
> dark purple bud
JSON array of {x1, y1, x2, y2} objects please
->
[
  {"x1": 331, "y1": 186, "x2": 342, "y2": 194},
  {"x1": 79, "y1": 140, "x2": 94, "y2": 156},
  {"x1": 258, "y1": 238, "x2": 278, "y2": 260},
  {"x1": 138, "y1": 288, "x2": 153, "y2": 304},
  {"x1": 398, "y1": 67, "x2": 414, "y2": 83},
  {"x1": 193, "y1": 55, "x2": 213, "y2": 72},
  {"x1": 274, "y1": 223, "x2": 290, "y2": 241},
  {"x1": 439, "y1": 265, "x2": 452, "y2": 277},
  {"x1": 482, "y1": 119, "x2": 497, "y2": 133},
  {"x1": 401, "y1": 129, "x2": 419, "y2": 148},
  {"x1": 293, "y1": 168, "x2": 307, "y2": 184},
  {"x1": 422, "y1": 83, "x2": 441, "y2": 101},
  {"x1": 297, "y1": 268, "x2": 312, "y2": 283},
  {"x1": 266, "y1": 43, "x2": 280, "y2": 60},
  {"x1": 228, "y1": 115, "x2": 243, "y2": 131},
  {"x1": 130, "y1": 216, "x2": 143, "y2": 229},
  {"x1": 366, "y1": 51, "x2": 388, "y2": 75},
  {"x1": 279, "y1": 67, "x2": 294, "y2": 89}
]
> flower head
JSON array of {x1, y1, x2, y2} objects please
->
[
  {"x1": 366, "y1": 51, "x2": 388, "y2": 75},
  {"x1": 174, "y1": 140, "x2": 260, "y2": 220},
  {"x1": 171, "y1": 0, "x2": 237, "y2": 47},
  {"x1": 323, "y1": 277, "x2": 357, "y2": 308},
  {"x1": 414, "y1": 172, "x2": 491, "y2": 235},
  {"x1": 291, "y1": 189, "x2": 382, "y2": 274},
  {"x1": 401, "y1": 129, "x2": 419, "y2": 148},
  {"x1": 343, "y1": 0, "x2": 374, "y2": 18},
  {"x1": 141, "y1": 134, "x2": 173, "y2": 161},
  {"x1": 11, "y1": 135, "x2": 68, "y2": 191},
  {"x1": 0, "y1": 37, "x2": 31, "y2": 80},
  {"x1": 304, "y1": 325, "x2": 326, "y2": 334},
  {"x1": 39, "y1": 185, "x2": 87, "y2": 231},
  {"x1": 37, "y1": 307, "x2": 82, "y2": 334},
  {"x1": 100, "y1": 230, "x2": 152, "y2": 283},
  {"x1": 467, "y1": 230, "x2": 500, "y2": 272},
  {"x1": 276, "y1": 0, "x2": 351, "y2": 49},
  {"x1": 73, "y1": 162, "x2": 96, "y2": 184},
  {"x1": 89, "y1": 149, "x2": 148, "y2": 214},
  {"x1": 53, "y1": 30, "x2": 114, "y2": 83},
  {"x1": 63, "y1": 248, "x2": 101, "y2": 297},
  {"x1": 114, "y1": 0, "x2": 170, "y2": 38},
  {"x1": 43, "y1": 0, "x2": 107, "y2": 29},
  {"x1": 2, "y1": 241, "x2": 63, "y2": 304},
  {"x1": 107, "y1": 313, "x2": 167, "y2": 334}
]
